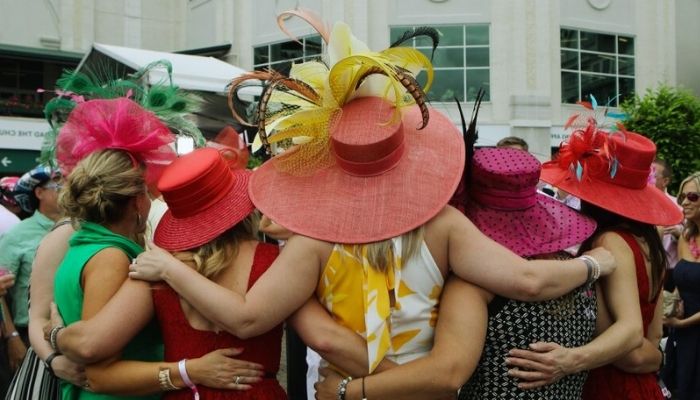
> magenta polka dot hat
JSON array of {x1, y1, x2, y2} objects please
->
[{"x1": 465, "y1": 147, "x2": 596, "y2": 257}]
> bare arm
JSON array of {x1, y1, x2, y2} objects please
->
[
  {"x1": 315, "y1": 277, "x2": 489, "y2": 400},
  {"x1": 506, "y1": 232, "x2": 644, "y2": 388},
  {"x1": 86, "y1": 349, "x2": 263, "y2": 395},
  {"x1": 444, "y1": 206, "x2": 614, "y2": 301},
  {"x1": 130, "y1": 235, "x2": 324, "y2": 338},
  {"x1": 28, "y1": 223, "x2": 85, "y2": 385},
  {"x1": 614, "y1": 296, "x2": 663, "y2": 373},
  {"x1": 28, "y1": 223, "x2": 72, "y2": 359},
  {"x1": 54, "y1": 278, "x2": 155, "y2": 364},
  {"x1": 289, "y1": 298, "x2": 397, "y2": 377}
]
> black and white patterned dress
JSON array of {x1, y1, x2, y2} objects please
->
[{"x1": 459, "y1": 255, "x2": 597, "y2": 400}]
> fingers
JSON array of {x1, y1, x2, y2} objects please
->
[
  {"x1": 516, "y1": 379, "x2": 552, "y2": 390},
  {"x1": 318, "y1": 367, "x2": 330, "y2": 378},
  {"x1": 507, "y1": 349, "x2": 547, "y2": 364},
  {"x1": 507, "y1": 366, "x2": 550, "y2": 381},
  {"x1": 528, "y1": 342, "x2": 558, "y2": 352},
  {"x1": 505, "y1": 357, "x2": 550, "y2": 373}
]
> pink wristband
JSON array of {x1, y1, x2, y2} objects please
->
[{"x1": 178, "y1": 359, "x2": 199, "y2": 400}]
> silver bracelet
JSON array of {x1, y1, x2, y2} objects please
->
[
  {"x1": 578, "y1": 255, "x2": 600, "y2": 284},
  {"x1": 337, "y1": 376, "x2": 352, "y2": 400},
  {"x1": 49, "y1": 326, "x2": 63, "y2": 352}
]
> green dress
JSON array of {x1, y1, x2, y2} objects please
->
[{"x1": 54, "y1": 222, "x2": 163, "y2": 400}]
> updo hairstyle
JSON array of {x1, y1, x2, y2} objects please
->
[{"x1": 59, "y1": 149, "x2": 145, "y2": 227}]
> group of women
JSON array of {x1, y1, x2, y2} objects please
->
[{"x1": 17, "y1": 11, "x2": 696, "y2": 400}]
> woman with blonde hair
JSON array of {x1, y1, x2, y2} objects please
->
[{"x1": 662, "y1": 172, "x2": 700, "y2": 400}]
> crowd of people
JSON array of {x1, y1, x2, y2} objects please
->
[{"x1": 0, "y1": 11, "x2": 698, "y2": 400}]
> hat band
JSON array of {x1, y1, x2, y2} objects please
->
[
  {"x1": 163, "y1": 159, "x2": 235, "y2": 218},
  {"x1": 331, "y1": 127, "x2": 406, "y2": 177},
  {"x1": 470, "y1": 185, "x2": 537, "y2": 211},
  {"x1": 596, "y1": 162, "x2": 650, "y2": 189}
]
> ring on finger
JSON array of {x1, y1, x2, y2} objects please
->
[{"x1": 235, "y1": 376, "x2": 241, "y2": 385}]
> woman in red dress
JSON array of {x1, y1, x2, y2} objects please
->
[
  {"x1": 51, "y1": 147, "x2": 286, "y2": 399},
  {"x1": 147, "y1": 147, "x2": 287, "y2": 399},
  {"x1": 506, "y1": 122, "x2": 681, "y2": 400}
]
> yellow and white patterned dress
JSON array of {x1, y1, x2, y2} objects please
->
[{"x1": 316, "y1": 236, "x2": 444, "y2": 373}]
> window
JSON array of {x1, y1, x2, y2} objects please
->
[
  {"x1": 561, "y1": 28, "x2": 634, "y2": 106},
  {"x1": 253, "y1": 35, "x2": 323, "y2": 75},
  {"x1": 389, "y1": 24, "x2": 490, "y2": 102}
]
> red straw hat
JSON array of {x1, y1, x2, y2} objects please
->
[
  {"x1": 541, "y1": 128, "x2": 682, "y2": 226},
  {"x1": 154, "y1": 147, "x2": 254, "y2": 251},
  {"x1": 465, "y1": 148, "x2": 596, "y2": 257},
  {"x1": 249, "y1": 96, "x2": 464, "y2": 244}
]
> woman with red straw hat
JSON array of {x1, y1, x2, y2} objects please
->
[
  {"x1": 129, "y1": 15, "x2": 617, "y2": 400},
  {"x1": 52, "y1": 147, "x2": 287, "y2": 399},
  {"x1": 505, "y1": 119, "x2": 682, "y2": 400}
]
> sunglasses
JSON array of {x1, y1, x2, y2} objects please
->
[
  {"x1": 42, "y1": 182, "x2": 63, "y2": 191},
  {"x1": 678, "y1": 192, "x2": 700, "y2": 204}
]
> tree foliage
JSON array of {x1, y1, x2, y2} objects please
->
[{"x1": 621, "y1": 85, "x2": 700, "y2": 194}]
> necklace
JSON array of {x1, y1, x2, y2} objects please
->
[{"x1": 690, "y1": 236, "x2": 700, "y2": 259}]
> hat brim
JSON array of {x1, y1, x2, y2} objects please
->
[
  {"x1": 154, "y1": 169, "x2": 255, "y2": 251},
  {"x1": 249, "y1": 105, "x2": 465, "y2": 244},
  {"x1": 541, "y1": 166, "x2": 683, "y2": 226},
  {"x1": 466, "y1": 193, "x2": 597, "y2": 257}
]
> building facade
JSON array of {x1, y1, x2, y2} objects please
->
[{"x1": 1, "y1": 0, "x2": 697, "y2": 163}]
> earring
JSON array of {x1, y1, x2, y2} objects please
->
[{"x1": 136, "y1": 212, "x2": 142, "y2": 227}]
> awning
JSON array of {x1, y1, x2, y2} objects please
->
[
  {"x1": 0, "y1": 43, "x2": 83, "y2": 63},
  {"x1": 78, "y1": 43, "x2": 259, "y2": 137},
  {"x1": 87, "y1": 43, "x2": 246, "y2": 94}
]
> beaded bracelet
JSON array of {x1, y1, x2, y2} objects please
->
[{"x1": 337, "y1": 376, "x2": 352, "y2": 400}]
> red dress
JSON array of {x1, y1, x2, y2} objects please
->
[
  {"x1": 582, "y1": 232, "x2": 664, "y2": 400},
  {"x1": 153, "y1": 243, "x2": 287, "y2": 400}
]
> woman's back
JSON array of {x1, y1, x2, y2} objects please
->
[
  {"x1": 582, "y1": 231, "x2": 664, "y2": 400},
  {"x1": 153, "y1": 241, "x2": 286, "y2": 400}
]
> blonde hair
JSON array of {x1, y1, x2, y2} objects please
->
[
  {"x1": 350, "y1": 226, "x2": 425, "y2": 273},
  {"x1": 172, "y1": 213, "x2": 258, "y2": 279},
  {"x1": 59, "y1": 150, "x2": 145, "y2": 228},
  {"x1": 680, "y1": 172, "x2": 700, "y2": 240}
]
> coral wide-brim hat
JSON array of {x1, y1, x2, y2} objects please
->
[
  {"x1": 154, "y1": 147, "x2": 254, "y2": 251},
  {"x1": 465, "y1": 148, "x2": 596, "y2": 257},
  {"x1": 541, "y1": 131, "x2": 682, "y2": 226},
  {"x1": 249, "y1": 97, "x2": 465, "y2": 244}
]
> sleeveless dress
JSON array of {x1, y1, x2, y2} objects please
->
[
  {"x1": 663, "y1": 258, "x2": 700, "y2": 400},
  {"x1": 459, "y1": 252, "x2": 596, "y2": 400},
  {"x1": 152, "y1": 242, "x2": 287, "y2": 400},
  {"x1": 582, "y1": 232, "x2": 664, "y2": 400},
  {"x1": 316, "y1": 238, "x2": 443, "y2": 373},
  {"x1": 54, "y1": 222, "x2": 163, "y2": 400}
]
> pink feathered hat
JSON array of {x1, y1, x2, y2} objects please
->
[{"x1": 465, "y1": 147, "x2": 596, "y2": 257}]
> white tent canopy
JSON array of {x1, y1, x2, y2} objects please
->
[
  {"x1": 77, "y1": 43, "x2": 261, "y2": 136},
  {"x1": 86, "y1": 43, "x2": 246, "y2": 94}
]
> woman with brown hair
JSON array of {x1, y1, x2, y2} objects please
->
[{"x1": 506, "y1": 123, "x2": 682, "y2": 400}]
